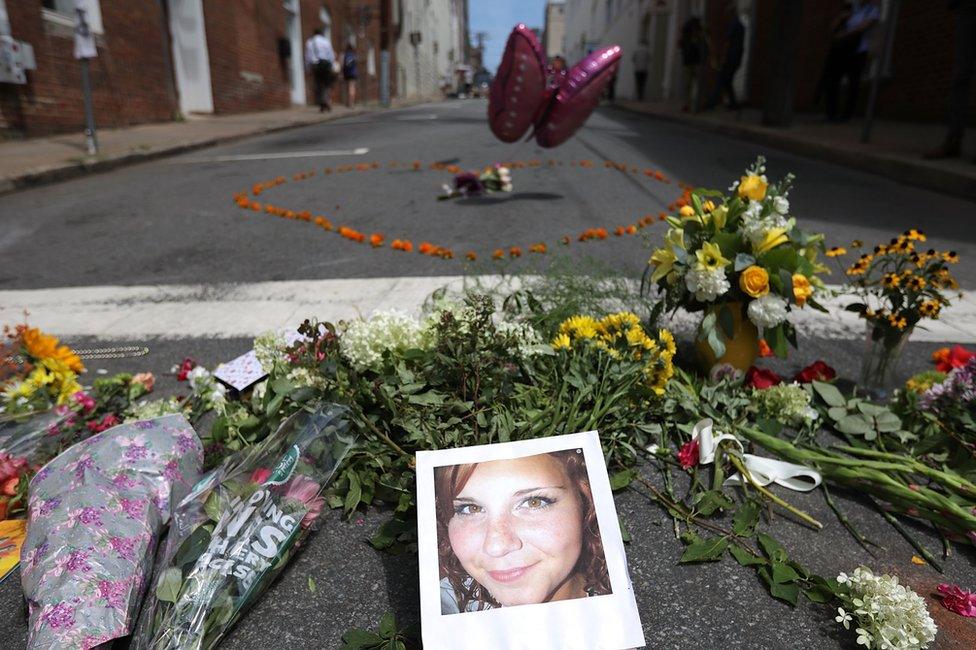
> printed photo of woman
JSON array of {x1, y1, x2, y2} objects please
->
[{"x1": 435, "y1": 449, "x2": 612, "y2": 615}]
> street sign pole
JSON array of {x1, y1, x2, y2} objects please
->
[{"x1": 80, "y1": 57, "x2": 97, "y2": 155}]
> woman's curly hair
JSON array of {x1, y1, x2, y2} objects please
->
[{"x1": 435, "y1": 449, "x2": 611, "y2": 612}]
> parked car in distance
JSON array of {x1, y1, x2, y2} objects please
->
[{"x1": 472, "y1": 69, "x2": 492, "y2": 98}]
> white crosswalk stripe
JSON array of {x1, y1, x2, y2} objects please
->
[{"x1": 0, "y1": 278, "x2": 973, "y2": 342}]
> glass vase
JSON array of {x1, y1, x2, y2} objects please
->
[{"x1": 859, "y1": 324, "x2": 912, "y2": 401}]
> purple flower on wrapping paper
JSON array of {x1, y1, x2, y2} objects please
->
[
  {"x1": 38, "y1": 497, "x2": 61, "y2": 517},
  {"x1": 135, "y1": 420, "x2": 155, "y2": 431},
  {"x1": 43, "y1": 602, "x2": 75, "y2": 630},
  {"x1": 112, "y1": 473, "x2": 137, "y2": 489},
  {"x1": 123, "y1": 444, "x2": 148, "y2": 461},
  {"x1": 65, "y1": 550, "x2": 91, "y2": 573},
  {"x1": 34, "y1": 466, "x2": 51, "y2": 484},
  {"x1": 73, "y1": 455, "x2": 95, "y2": 481},
  {"x1": 77, "y1": 507, "x2": 102, "y2": 526},
  {"x1": 176, "y1": 432, "x2": 196, "y2": 454},
  {"x1": 163, "y1": 459, "x2": 181, "y2": 482},
  {"x1": 119, "y1": 497, "x2": 145, "y2": 519},
  {"x1": 109, "y1": 536, "x2": 137, "y2": 561},
  {"x1": 98, "y1": 579, "x2": 129, "y2": 611}
]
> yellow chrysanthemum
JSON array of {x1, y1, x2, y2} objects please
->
[
  {"x1": 659, "y1": 329, "x2": 677, "y2": 356},
  {"x1": 825, "y1": 247, "x2": 847, "y2": 257}
]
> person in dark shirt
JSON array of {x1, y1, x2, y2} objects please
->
[
  {"x1": 341, "y1": 43, "x2": 358, "y2": 107},
  {"x1": 703, "y1": 2, "x2": 745, "y2": 111},
  {"x1": 678, "y1": 16, "x2": 707, "y2": 111}
]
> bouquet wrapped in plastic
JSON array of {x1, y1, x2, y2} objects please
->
[
  {"x1": 20, "y1": 414, "x2": 203, "y2": 649},
  {"x1": 132, "y1": 403, "x2": 353, "y2": 650}
]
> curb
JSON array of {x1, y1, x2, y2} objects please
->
[
  {"x1": 614, "y1": 103, "x2": 976, "y2": 203},
  {"x1": 0, "y1": 98, "x2": 435, "y2": 197}
]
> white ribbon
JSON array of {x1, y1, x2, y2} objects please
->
[{"x1": 692, "y1": 419, "x2": 821, "y2": 492}]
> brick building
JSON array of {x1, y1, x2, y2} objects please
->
[{"x1": 0, "y1": 0, "x2": 399, "y2": 137}]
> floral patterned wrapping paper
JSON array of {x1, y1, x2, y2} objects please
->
[{"x1": 20, "y1": 414, "x2": 203, "y2": 650}]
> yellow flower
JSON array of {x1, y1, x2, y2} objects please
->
[
  {"x1": 882, "y1": 273, "x2": 901, "y2": 288},
  {"x1": 792, "y1": 274, "x2": 813, "y2": 307},
  {"x1": 559, "y1": 315, "x2": 600, "y2": 340},
  {"x1": 22, "y1": 327, "x2": 59, "y2": 360},
  {"x1": 601, "y1": 312, "x2": 641, "y2": 333},
  {"x1": 906, "y1": 276, "x2": 926, "y2": 291},
  {"x1": 552, "y1": 333, "x2": 571, "y2": 350},
  {"x1": 702, "y1": 200, "x2": 716, "y2": 212},
  {"x1": 695, "y1": 241, "x2": 731, "y2": 270},
  {"x1": 649, "y1": 247, "x2": 677, "y2": 283},
  {"x1": 738, "y1": 265, "x2": 770, "y2": 298},
  {"x1": 708, "y1": 204, "x2": 728, "y2": 230},
  {"x1": 738, "y1": 174, "x2": 768, "y2": 201},
  {"x1": 679, "y1": 205, "x2": 696, "y2": 218},
  {"x1": 753, "y1": 228, "x2": 789, "y2": 255},
  {"x1": 825, "y1": 246, "x2": 847, "y2": 257},
  {"x1": 943, "y1": 251, "x2": 959, "y2": 264},
  {"x1": 666, "y1": 227, "x2": 686, "y2": 251},
  {"x1": 919, "y1": 300, "x2": 941, "y2": 318},
  {"x1": 659, "y1": 329, "x2": 677, "y2": 356},
  {"x1": 850, "y1": 239, "x2": 863, "y2": 248}
]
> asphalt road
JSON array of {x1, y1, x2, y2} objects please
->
[{"x1": 1, "y1": 100, "x2": 975, "y2": 648}]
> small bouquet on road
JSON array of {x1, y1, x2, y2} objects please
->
[
  {"x1": 132, "y1": 404, "x2": 353, "y2": 650},
  {"x1": 438, "y1": 163, "x2": 513, "y2": 199}
]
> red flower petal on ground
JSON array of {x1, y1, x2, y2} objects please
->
[
  {"x1": 677, "y1": 439, "x2": 700, "y2": 470},
  {"x1": 745, "y1": 366, "x2": 782, "y2": 390},
  {"x1": 794, "y1": 360, "x2": 836, "y2": 384},
  {"x1": 932, "y1": 345, "x2": 975, "y2": 373},
  {"x1": 937, "y1": 583, "x2": 976, "y2": 617}
]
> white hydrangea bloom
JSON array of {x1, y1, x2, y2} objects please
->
[
  {"x1": 286, "y1": 366, "x2": 327, "y2": 390},
  {"x1": 186, "y1": 366, "x2": 227, "y2": 414},
  {"x1": 747, "y1": 294, "x2": 789, "y2": 329},
  {"x1": 253, "y1": 330, "x2": 288, "y2": 372},
  {"x1": 496, "y1": 320, "x2": 544, "y2": 356},
  {"x1": 685, "y1": 266, "x2": 731, "y2": 302},
  {"x1": 835, "y1": 566, "x2": 936, "y2": 650},
  {"x1": 340, "y1": 309, "x2": 432, "y2": 372}
]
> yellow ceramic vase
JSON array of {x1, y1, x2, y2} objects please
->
[{"x1": 695, "y1": 302, "x2": 759, "y2": 373}]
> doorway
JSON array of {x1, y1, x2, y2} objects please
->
[
  {"x1": 167, "y1": 0, "x2": 213, "y2": 114},
  {"x1": 285, "y1": 0, "x2": 305, "y2": 105}
]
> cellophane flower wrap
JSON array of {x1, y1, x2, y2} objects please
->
[
  {"x1": 20, "y1": 414, "x2": 203, "y2": 649},
  {"x1": 132, "y1": 404, "x2": 353, "y2": 650}
]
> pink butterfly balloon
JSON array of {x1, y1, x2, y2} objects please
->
[{"x1": 488, "y1": 25, "x2": 621, "y2": 149}]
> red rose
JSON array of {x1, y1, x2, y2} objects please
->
[
  {"x1": 932, "y1": 345, "x2": 975, "y2": 373},
  {"x1": 250, "y1": 468, "x2": 271, "y2": 484},
  {"x1": 745, "y1": 366, "x2": 782, "y2": 390},
  {"x1": 175, "y1": 358, "x2": 198, "y2": 382},
  {"x1": 677, "y1": 439, "x2": 700, "y2": 470},
  {"x1": 2, "y1": 476, "x2": 19, "y2": 497},
  {"x1": 794, "y1": 360, "x2": 836, "y2": 384}
]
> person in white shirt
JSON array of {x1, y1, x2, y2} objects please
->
[{"x1": 305, "y1": 28, "x2": 336, "y2": 111}]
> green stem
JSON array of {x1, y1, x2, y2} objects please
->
[
  {"x1": 728, "y1": 454, "x2": 822, "y2": 529},
  {"x1": 868, "y1": 496, "x2": 944, "y2": 573},
  {"x1": 821, "y1": 483, "x2": 884, "y2": 555}
]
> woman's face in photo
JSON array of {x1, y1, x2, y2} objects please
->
[{"x1": 447, "y1": 455, "x2": 584, "y2": 606}]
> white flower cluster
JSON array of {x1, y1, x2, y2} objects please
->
[
  {"x1": 747, "y1": 294, "x2": 788, "y2": 329},
  {"x1": 254, "y1": 330, "x2": 288, "y2": 373},
  {"x1": 125, "y1": 397, "x2": 184, "y2": 422},
  {"x1": 752, "y1": 383, "x2": 818, "y2": 428},
  {"x1": 496, "y1": 320, "x2": 545, "y2": 356},
  {"x1": 186, "y1": 366, "x2": 227, "y2": 414},
  {"x1": 835, "y1": 567, "x2": 937, "y2": 650},
  {"x1": 497, "y1": 166, "x2": 513, "y2": 192},
  {"x1": 286, "y1": 366, "x2": 328, "y2": 390},
  {"x1": 340, "y1": 309, "x2": 432, "y2": 372},
  {"x1": 685, "y1": 266, "x2": 730, "y2": 302}
]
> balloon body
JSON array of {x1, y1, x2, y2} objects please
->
[
  {"x1": 535, "y1": 45, "x2": 622, "y2": 148},
  {"x1": 487, "y1": 24, "x2": 548, "y2": 143}
]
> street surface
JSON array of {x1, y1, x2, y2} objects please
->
[{"x1": 1, "y1": 100, "x2": 975, "y2": 648}]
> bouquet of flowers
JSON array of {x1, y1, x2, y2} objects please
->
[
  {"x1": 833, "y1": 231, "x2": 960, "y2": 347},
  {"x1": 646, "y1": 157, "x2": 827, "y2": 359},
  {"x1": 438, "y1": 163, "x2": 513, "y2": 199},
  {"x1": 132, "y1": 404, "x2": 353, "y2": 650},
  {"x1": 1, "y1": 324, "x2": 85, "y2": 417},
  {"x1": 20, "y1": 414, "x2": 202, "y2": 649}
]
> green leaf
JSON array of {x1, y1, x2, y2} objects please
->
[
  {"x1": 717, "y1": 304, "x2": 735, "y2": 340},
  {"x1": 679, "y1": 536, "x2": 729, "y2": 563},
  {"x1": 732, "y1": 499, "x2": 761, "y2": 537},
  {"x1": 693, "y1": 489, "x2": 734, "y2": 516},
  {"x1": 729, "y1": 545, "x2": 766, "y2": 566},
  {"x1": 155, "y1": 567, "x2": 183, "y2": 603},
  {"x1": 345, "y1": 472, "x2": 362, "y2": 512},
  {"x1": 609, "y1": 469, "x2": 636, "y2": 491},
  {"x1": 874, "y1": 411, "x2": 902, "y2": 432},
  {"x1": 618, "y1": 516, "x2": 632, "y2": 543},
  {"x1": 341, "y1": 628, "x2": 383, "y2": 649},
  {"x1": 826, "y1": 406, "x2": 849, "y2": 421},
  {"x1": 757, "y1": 533, "x2": 787, "y2": 563},
  {"x1": 379, "y1": 612, "x2": 396, "y2": 639},
  {"x1": 308, "y1": 576, "x2": 317, "y2": 594},
  {"x1": 407, "y1": 391, "x2": 444, "y2": 406},
  {"x1": 812, "y1": 380, "x2": 846, "y2": 407},
  {"x1": 836, "y1": 414, "x2": 874, "y2": 436},
  {"x1": 769, "y1": 580, "x2": 800, "y2": 605},
  {"x1": 173, "y1": 524, "x2": 211, "y2": 569},
  {"x1": 803, "y1": 585, "x2": 833, "y2": 603},
  {"x1": 771, "y1": 562, "x2": 801, "y2": 584},
  {"x1": 270, "y1": 378, "x2": 297, "y2": 396}
]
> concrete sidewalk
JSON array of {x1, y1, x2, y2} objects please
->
[
  {"x1": 0, "y1": 99, "x2": 428, "y2": 196},
  {"x1": 616, "y1": 100, "x2": 976, "y2": 202}
]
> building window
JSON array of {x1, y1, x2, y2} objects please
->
[{"x1": 41, "y1": 0, "x2": 103, "y2": 34}]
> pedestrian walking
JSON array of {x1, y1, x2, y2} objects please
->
[
  {"x1": 824, "y1": 0, "x2": 879, "y2": 122},
  {"x1": 925, "y1": 0, "x2": 976, "y2": 159},
  {"x1": 342, "y1": 43, "x2": 358, "y2": 107},
  {"x1": 677, "y1": 16, "x2": 707, "y2": 112},
  {"x1": 305, "y1": 28, "x2": 336, "y2": 112},
  {"x1": 814, "y1": 2, "x2": 854, "y2": 110},
  {"x1": 632, "y1": 40, "x2": 649, "y2": 102},
  {"x1": 703, "y1": 2, "x2": 745, "y2": 111}
]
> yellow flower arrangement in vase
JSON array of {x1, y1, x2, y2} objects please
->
[{"x1": 644, "y1": 157, "x2": 828, "y2": 369}]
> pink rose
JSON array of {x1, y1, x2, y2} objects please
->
[
  {"x1": 131, "y1": 372, "x2": 155, "y2": 392},
  {"x1": 284, "y1": 475, "x2": 324, "y2": 528}
]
